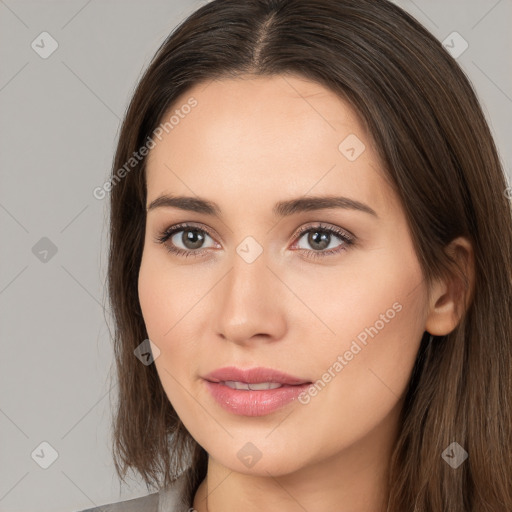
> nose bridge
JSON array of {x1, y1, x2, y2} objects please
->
[{"x1": 213, "y1": 246, "x2": 286, "y2": 344}]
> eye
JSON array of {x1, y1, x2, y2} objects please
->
[
  {"x1": 154, "y1": 223, "x2": 217, "y2": 258},
  {"x1": 290, "y1": 223, "x2": 355, "y2": 259},
  {"x1": 155, "y1": 222, "x2": 356, "y2": 259}
]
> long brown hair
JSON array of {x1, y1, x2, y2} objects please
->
[{"x1": 107, "y1": 1, "x2": 512, "y2": 509}]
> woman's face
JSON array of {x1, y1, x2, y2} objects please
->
[{"x1": 138, "y1": 74, "x2": 430, "y2": 477}]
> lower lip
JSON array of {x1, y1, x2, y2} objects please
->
[{"x1": 203, "y1": 380, "x2": 311, "y2": 416}]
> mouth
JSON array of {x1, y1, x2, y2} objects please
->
[{"x1": 202, "y1": 366, "x2": 312, "y2": 416}]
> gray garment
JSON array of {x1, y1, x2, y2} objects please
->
[{"x1": 75, "y1": 472, "x2": 192, "y2": 512}]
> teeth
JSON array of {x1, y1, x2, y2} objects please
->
[
  {"x1": 248, "y1": 382, "x2": 283, "y2": 390},
  {"x1": 223, "y1": 381, "x2": 283, "y2": 390}
]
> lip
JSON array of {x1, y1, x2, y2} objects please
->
[
  {"x1": 203, "y1": 366, "x2": 312, "y2": 416},
  {"x1": 204, "y1": 366, "x2": 309, "y2": 385}
]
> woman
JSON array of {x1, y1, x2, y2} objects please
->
[{"x1": 79, "y1": 0, "x2": 512, "y2": 510}]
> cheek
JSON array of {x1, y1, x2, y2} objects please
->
[
  {"x1": 138, "y1": 246, "x2": 203, "y2": 342},
  {"x1": 292, "y1": 237, "x2": 425, "y2": 370},
  {"x1": 290, "y1": 248, "x2": 427, "y2": 443},
  {"x1": 138, "y1": 252, "x2": 197, "y2": 410},
  {"x1": 137, "y1": 247, "x2": 208, "y2": 378},
  {"x1": 287, "y1": 243, "x2": 427, "y2": 358},
  {"x1": 138, "y1": 258, "x2": 168, "y2": 339}
]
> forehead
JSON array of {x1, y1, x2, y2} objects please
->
[{"x1": 145, "y1": 74, "x2": 394, "y2": 218}]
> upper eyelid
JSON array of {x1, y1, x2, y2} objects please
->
[{"x1": 294, "y1": 223, "x2": 354, "y2": 239}]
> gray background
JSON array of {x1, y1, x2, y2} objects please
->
[{"x1": 0, "y1": 1, "x2": 510, "y2": 511}]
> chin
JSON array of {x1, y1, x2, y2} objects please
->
[{"x1": 203, "y1": 435, "x2": 312, "y2": 477}]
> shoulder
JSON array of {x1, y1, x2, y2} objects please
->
[{"x1": 74, "y1": 472, "x2": 191, "y2": 512}]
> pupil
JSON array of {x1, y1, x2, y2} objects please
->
[
  {"x1": 309, "y1": 231, "x2": 329, "y2": 250},
  {"x1": 183, "y1": 229, "x2": 204, "y2": 249}
]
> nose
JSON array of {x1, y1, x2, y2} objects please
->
[{"x1": 213, "y1": 252, "x2": 288, "y2": 346}]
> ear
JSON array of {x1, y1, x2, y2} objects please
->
[{"x1": 424, "y1": 236, "x2": 475, "y2": 336}]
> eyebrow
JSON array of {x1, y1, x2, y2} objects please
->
[{"x1": 146, "y1": 194, "x2": 378, "y2": 218}]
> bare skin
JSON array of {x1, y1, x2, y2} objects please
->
[{"x1": 138, "y1": 74, "x2": 474, "y2": 512}]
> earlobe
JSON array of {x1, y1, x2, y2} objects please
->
[{"x1": 424, "y1": 236, "x2": 475, "y2": 336}]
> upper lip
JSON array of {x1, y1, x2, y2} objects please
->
[{"x1": 203, "y1": 366, "x2": 310, "y2": 385}]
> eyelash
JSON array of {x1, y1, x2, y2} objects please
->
[{"x1": 154, "y1": 222, "x2": 355, "y2": 260}]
